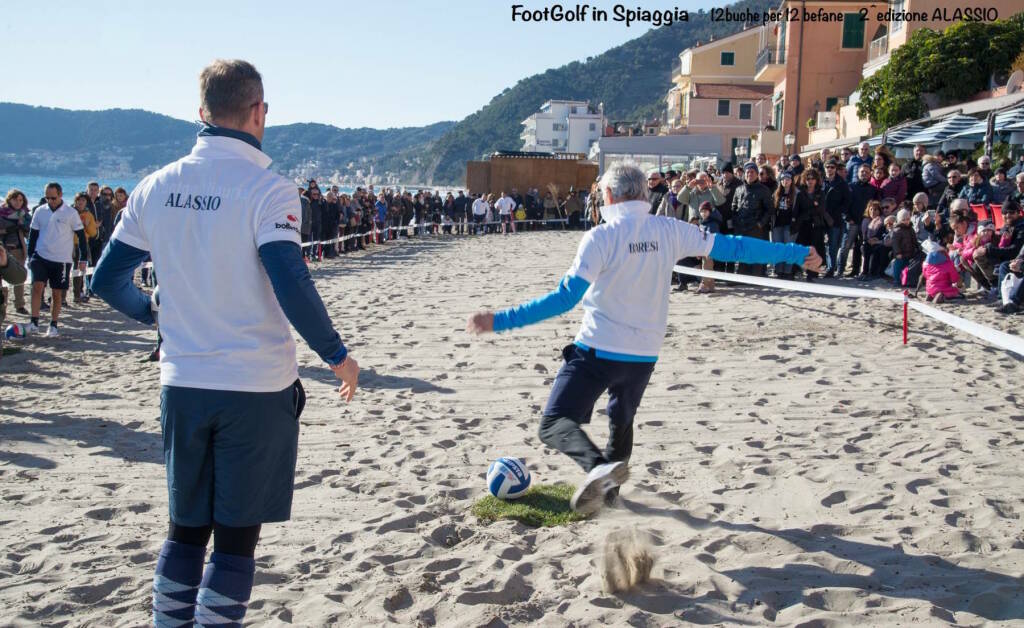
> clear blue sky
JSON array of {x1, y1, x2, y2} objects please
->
[{"x1": 1, "y1": 0, "x2": 713, "y2": 129}]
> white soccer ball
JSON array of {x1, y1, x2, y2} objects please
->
[
  {"x1": 4, "y1": 323, "x2": 26, "y2": 340},
  {"x1": 487, "y1": 457, "x2": 531, "y2": 500}
]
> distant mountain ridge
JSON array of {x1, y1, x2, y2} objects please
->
[
  {"x1": 0, "y1": 102, "x2": 454, "y2": 184},
  {"x1": 1, "y1": 1, "x2": 772, "y2": 185}
]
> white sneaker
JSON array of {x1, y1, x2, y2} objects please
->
[
  {"x1": 26, "y1": 322, "x2": 39, "y2": 334},
  {"x1": 571, "y1": 461, "x2": 629, "y2": 515},
  {"x1": 45, "y1": 325, "x2": 59, "y2": 338}
]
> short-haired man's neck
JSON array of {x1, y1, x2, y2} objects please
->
[{"x1": 198, "y1": 106, "x2": 265, "y2": 149}]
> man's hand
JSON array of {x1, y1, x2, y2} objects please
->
[
  {"x1": 0, "y1": 247, "x2": 7, "y2": 267},
  {"x1": 466, "y1": 311, "x2": 495, "y2": 335},
  {"x1": 1010, "y1": 258, "x2": 1023, "y2": 273},
  {"x1": 330, "y1": 356, "x2": 359, "y2": 402},
  {"x1": 802, "y1": 248, "x2": 825, "y2": 274}
]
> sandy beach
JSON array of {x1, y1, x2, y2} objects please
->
[{"x1": 2, "y1": 230, "x2": 1023, "y2": 626}]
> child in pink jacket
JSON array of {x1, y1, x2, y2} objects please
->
[{"x1": 922, "y1": 246, "x2": 964, "y2": 303}]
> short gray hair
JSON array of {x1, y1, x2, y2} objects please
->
[
  {"x1": 199, "y1": 59, "x2": 263, "y2": 126},
  {"x1": 599, "y1": 162, "x2": 647, "y2": 202},
  {"x1": 949, "y1": 198, "x2": 969, "y2": 213}
]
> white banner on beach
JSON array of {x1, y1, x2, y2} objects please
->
[{"x1": 673, "y1": 265, "x2": 1024, "y2": 358}]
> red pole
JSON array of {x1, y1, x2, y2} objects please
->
[{"x1": 903, "y1": 290, "x2": 909, "y2": 345}]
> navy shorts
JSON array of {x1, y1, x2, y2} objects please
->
[
  {"x1": 160, "y1": 379, "x2": 305, "y2": 527},
  {"x1": 29, "y1": 256, "x2": 72, "y2": 291}
]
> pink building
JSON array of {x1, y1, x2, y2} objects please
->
[{"x1": 675, "y1": 83, "x2": 773, "y2": 162}]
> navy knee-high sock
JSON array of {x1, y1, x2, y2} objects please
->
[
  {"x1": 194, "y1": 552, "x2": 255, "y2": 627},
  {"x1": 153, "y1": 540, "x2": 206, "y2": 627}
]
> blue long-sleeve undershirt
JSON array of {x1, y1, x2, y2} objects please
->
[
  {"x1": 709, "y1": 234, "x2": 809, "y2": 267},
  {"x1": 92, "y1": 239, "x2": 347, "y2": 365},
  {"x1": 258, "y1": 241, "x2": 347, "y2": 365},
  {"x1": 91, "y1": 239, "x2": 155, "y2": 325},
  {"x1": 493, "y1": 274, "x2": 590, "y2": 332}
]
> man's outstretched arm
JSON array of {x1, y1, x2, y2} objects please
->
[
  {"x1": 467, "y1": 274, "x2": 590, "y2": 334},
  {"x1": 709, "y1": 233, "x2": 819, "y2": 269}
]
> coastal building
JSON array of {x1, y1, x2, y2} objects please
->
[
  {"x1": 752, "y1": 0, "x2": 878, "y2": 157},
  {"x1": 666, "y1": 26, "x2": 771, "y2": 163},
  {"x1": 465, "y1": 151, "x2": 597, "y2": 196},
  {"x1": 746, "y1": 0, "x2": 1023, "y2": 155},
  {"x1": 588, "y1": 134, "x2": 723, "y2": 176},
  {"x1": 520, "y1": 100, "x2": 603, "y2": 154}
]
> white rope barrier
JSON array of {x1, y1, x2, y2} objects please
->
[
  {"x1": 673, "y1": 265, "x2": 1024, "y2": 358},
  {"x1": 46, "y1": 218, "x2": 575, "y2": 278}
]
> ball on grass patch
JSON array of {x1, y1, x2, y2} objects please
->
[{"x1": 486, "y1": 457, "x2": 531, "y2": 499}]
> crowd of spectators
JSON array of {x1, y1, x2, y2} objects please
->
[
  {"x1": 3, "y1": 148, "x2": 1022, "y2": 358},
  {"x1": 646, "y1": 147, "x2": 1024, "y2": 314},
  {"x1": 296, "y1": 180, "x2": 592, "y2": 255},
  {"x1": 0, "y1": 177, "x2": 596, "y2": 354}
]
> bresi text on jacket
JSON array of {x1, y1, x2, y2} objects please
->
[{"x1": 628, "y1": 241, "x2": 659, "y2": 254}]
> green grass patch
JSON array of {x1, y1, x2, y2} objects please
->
[{"x1": 471, "y1": 482, "x2": 588, "y2": 527}]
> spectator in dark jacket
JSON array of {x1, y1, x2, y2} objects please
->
[
  {"x1": 795, "y1": 168, "x2": 826, "y2": 280},
  {"x1": 1007, "y1": 155, "x2": 1024, "y2": 178},
  {"x1": 843, "y1": 163, "x2": 879, "y2": 277},
  {"x1": 307, "y1": 187, "x2": 325, "y2": 256},
  {"x1": 716, "y1": 163, "x2": 741, "y2": 233},
  {"x1": 298, "y1": 188, "x2": 311, "y2": 256},
  {"x1": 646, "y1": 171, "x2": 669, "y2": 215},
  {"x1": 990, "y1": 168, "x2": 1014, "y2": 204},
  {"x1": 937, "y1": 169, "x2": 965, "y2": 218},
  {"x1": 846, "y1": 142, "x2": 873, "y2": 183},
  {"x1": 770, "y1": 171, "x2": 800, "y2": 279},
  {"x1": 732, "y1": 163, "x2": 774, "y2": 276},
  {"x1": 959, "y1": 169, "x2": 994, "y2": 206},
  {"x1": 974, "y1": 199, "x2": 1024, "y2": 293},
  {"x1": 902, "y1": 145, "x2": 926, "y2": 198},
  {"x1": 858, "y1": 201, "x2": 888, "y2": 279},
  {"x1": 786, "y1": 154, "x2": 805, "y2": 178},
  {"x1": 821, "y1": 160, "x2": 851, "y2": 277},
  {"x1": 890, "y1": 208, "x2": 920, "y2": 286}
]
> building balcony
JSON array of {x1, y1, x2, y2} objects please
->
[
  {"x1": 815, "y1": 111, "x2": 838, "y2": 130},
  {"x1": 754, "y1": 47, "x2": 785, "y2": 83},
  {"x1": 862, "y1": 35, "x2": 891, "y2": 78},
  {"x1": 808, "y1": 126, "x2": 840, "y2": 145},
  {"x1": 750, "y1": 129, "x2": 784, "y2": 157}
]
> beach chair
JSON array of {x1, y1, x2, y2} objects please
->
[{"x1": 971, "y1": 203, "x2": 1003, "y2": 230}]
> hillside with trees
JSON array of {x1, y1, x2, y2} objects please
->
[{"x1": 424, "y1": 0, "x2": 775, "y2": 183}]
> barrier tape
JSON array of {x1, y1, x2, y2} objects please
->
[
  {"x1": 34, "y1": 218, "x2": 576, "y2": 279},
  {"x1": 673, "y1": 265, "x2": 1024, "y2": 358},
  {"x1": 299, "y1": 217, "x2": 570, "y2": 248}
]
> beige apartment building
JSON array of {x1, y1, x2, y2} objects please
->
[
  {"x1": 747, "y1": 0, "x2": 1021, "y2": 156},
  {"x1": 666, "y1": 26, "x2": 772, "y2": 163}
]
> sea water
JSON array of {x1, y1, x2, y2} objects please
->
[{"x1": 0, "y1": 174, "x2": 141, "y2": 201}]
